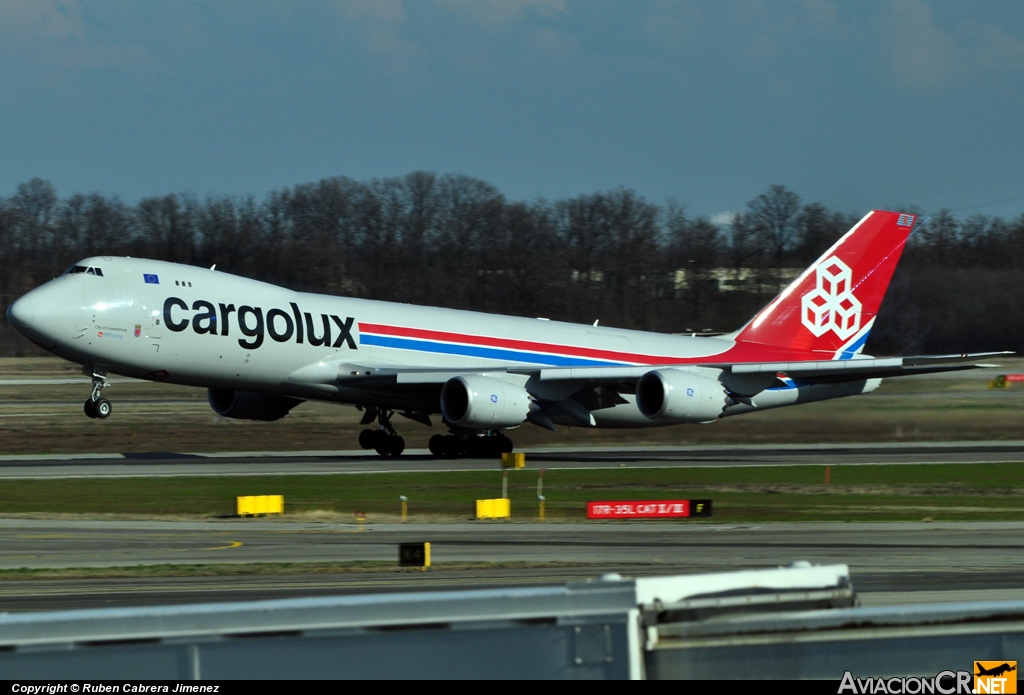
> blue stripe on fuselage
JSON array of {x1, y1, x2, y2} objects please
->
[{"x1": 359, "y1": 334, "x2": 629, "y2": 367}]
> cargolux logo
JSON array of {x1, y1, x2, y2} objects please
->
[
  {"x1": 163, "y1": 297, "x2": 356, "y2": 351},
  {"x1": 801, "y1": 257, "x2": 861, "y2": 340}
]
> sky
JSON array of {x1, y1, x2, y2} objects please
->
[{"x1": 1, "y1": 0, "x2": 1023, "y2": 221}]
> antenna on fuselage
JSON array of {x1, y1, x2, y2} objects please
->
[{"x1": 210, "y1": 264, "x2": 216, "y2": 270}]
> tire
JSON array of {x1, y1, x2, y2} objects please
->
[
  {"x1": 428, "y1": 434, "x2": 445, "y2": 457},
  {"x1": 484, "y1": 438, "x2": 503, "y2": 458},
  {"x1": 499, "y1": 435, "x2": 514, "y2": 454},
  {"x1": 358, "y1": 429, "x2": 376, "y2": 450},
  {"x1": 387, "y1": 435, "x2": 405, "y2": 456},
  {"x1": 464, "y1": 437, "x2": 484, "y2": 458},
  {"x1": 84, "y1": 400, "x2": 97, "y2": 418},
  {"x1": 373, "y1": 430, "x2": 398, "y2": 457},
  {"x1": 95, "y1": 398, "x2": 112, "y2": 419},
  {"x1": 442, "y1": 435, "x2": 462, "y2": 458}
]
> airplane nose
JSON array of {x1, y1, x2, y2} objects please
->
[{"x1": 6, "y1": 296, "x2": 34, "y2": 331}]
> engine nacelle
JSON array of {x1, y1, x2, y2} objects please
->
[
  {"x1": 440, "y1": 375, "x2": 531, "y2": 429},
  {"x1": 635, "y1": 369, "x2": 729, "y2": 423},
  {"x1": 208, "y1": 388, "x2": 302, "y2": 421}
]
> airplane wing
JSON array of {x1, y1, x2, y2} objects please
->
[
  {"x1": 287, "y1": 362, "x2": 513, "y2": 386},
  {"x1": 283, "y1": 351, "x2": 1009, "y2": 431},
  {"x1": 527, "y1": 352, "x2": 1011, "y2": 384},
  {"x1": 287, "y1": 352, "x2": 1010, "y2": 388}
]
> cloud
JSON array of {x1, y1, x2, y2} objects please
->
[
  {"x1": 710, "y1": 210, "x2": 737, "y2": 226},
  {"x1": 334, "y1": 0, "x2": 423, "y2": 66},
  {"x1": 885, "y1": 0, "x2": 962, "y2": 88},
  {"x1": 337, "y1": 0, "x2": 407, "y2": 23},
  {"x1": 434, "y1": 0, "x2": 568, "y2": 28},
  {"x1": 0, "y1": 0, "x2": 83, "y2": 40},
  {"x1": 884, "y1": 0, "x2": 1024, "y2": 90},
  {"x1": 961, "y1": 20, "x2": 1024, "y2": 73},
  {"x1": 0, "y1": 0, "x2": 143, "y2": 73}
]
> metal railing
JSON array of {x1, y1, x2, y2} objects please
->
[{"x1": 1, "y1": 564, "x2": 1021, "y2": 680}]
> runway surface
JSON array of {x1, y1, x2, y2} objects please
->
[
  {"x1": 1, "y1": 519, "x2": 1022, "y2": 611},
  {"x1": 1, "y1": 443, "x2": 1022, "y2": 612},
  {"x1": 3, "y1": 441, "x2": 1024, "y2": 478}
]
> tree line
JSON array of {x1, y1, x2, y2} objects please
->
[{"x1": 2, "y1": 174, "x2": 1022, "y2": 357}]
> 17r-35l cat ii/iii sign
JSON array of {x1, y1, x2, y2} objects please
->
[
  {"x1": 587, "y1": 500, "x2": 712, "y2": 519},
  {"x1": 6, "y1": 211, "x2": 1008, "y2": 460}
]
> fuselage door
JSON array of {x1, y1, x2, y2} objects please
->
[{"x1": 146, "y1": 309, "x2": 163, "y2": 339}]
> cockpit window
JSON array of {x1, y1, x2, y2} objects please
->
[{"x1": 63, "y1": 265, "x2": 103, "y2": 276}]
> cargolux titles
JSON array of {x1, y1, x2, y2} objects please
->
[{"x1": 163, "y1": 297, "x2": 357, "y2": 351}]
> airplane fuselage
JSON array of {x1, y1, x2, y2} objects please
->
[{"x1": 8, "y1": 256, "x2": 877, "y2": 428}]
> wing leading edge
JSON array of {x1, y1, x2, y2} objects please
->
[{"x1": 288, "y1": 352, "x2": 1010, "y2": 388}]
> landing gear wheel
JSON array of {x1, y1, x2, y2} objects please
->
[
  {"x1": 428, "y1": 434, "x2": 446, "y2": 457},
  {"x1": 498, "y1": 435, "x2": 514, "y2": 454},
  {"x1": 388, "y1": 435, "x2": 405, "y2": 456},
  {"x1": 442, "y1": 435, "x2": 463, "y2": 458},
  {"x1": 464, "y1": 436, "x2": 484, "y2": 458},
  {"x1": 372, "y1": 430, "x2": 390, "y2": 456},
  {"x1": 94, "y1": 398, "x2": 112, "y2": 419},
  {"x1": 358, "y1": 429, "x2": 376, "y2": 450},
  {"x1": 84, "y1": 400, "x2": 97, "y2": 418},
  {"x1": 463, "y1": 435, "x2": 507, "y2": 458},
  {"x1": 375, "y1": 433, "x2": 405, "y2": 457}
]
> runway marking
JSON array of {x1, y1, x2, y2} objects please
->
[{"x1": 205, "y1": 541, "x2": 243, "y2": 551}]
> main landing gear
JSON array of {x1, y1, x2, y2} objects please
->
[
  {"x1": 83, "y1": 371, "x2": 112, "y2": 419},
  {"x1": 358, "y1": 408, "x2": 405, "y2": 457},
  {"x1": 354, "y1": 407, "x2": 515, "y2": 459},
  {"x1": 428, "y1": 431, "x2": 513, "y2": 459}
]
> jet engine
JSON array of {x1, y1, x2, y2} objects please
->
[
  {"x1": 635, "y1": 369, "x2": 729, "y2": 423},
  {"x1": 208, "y1": 388, "x2": 303, "y2": 421},
  {"x1": 440, "y1": 375, "x2": 531, "y2": 428}
]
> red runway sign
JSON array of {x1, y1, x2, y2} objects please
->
[{"x1": 586, "y1": 499, "x2": 712, "y2": 519}]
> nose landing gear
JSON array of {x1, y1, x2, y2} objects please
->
[
  {"x1": 357, "y1": 407, "x2": 405, "y2": 457},
  {"x1": 83, "y1": 371, "x2": 112, "y2": 419}
]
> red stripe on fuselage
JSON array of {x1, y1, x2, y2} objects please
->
[
  {"x1": 357, "y1": 322, "x2": 850, "y2": 366},
  {"x1": 357, "y1": 322, "x2": 687, "y2": 365}
]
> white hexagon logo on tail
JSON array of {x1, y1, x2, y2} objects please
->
[{"x1": 801, "y1": 257, "x2": 861, "y2": 340}]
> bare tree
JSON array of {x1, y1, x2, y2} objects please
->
[
  {"x1": 746, "y1": 184, "x2": 800, "y2": 287},
  {"x1": 667, "y1": 204, "x2": 722, "y2": 322}
]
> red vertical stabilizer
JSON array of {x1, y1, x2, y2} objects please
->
[{"x1": 733, "y1": 210, "x2": 915, "y2": 358}]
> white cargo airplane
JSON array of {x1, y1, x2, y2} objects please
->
[{"x1": 5, "y1": 210, "x2": 1004, "y2": 457}]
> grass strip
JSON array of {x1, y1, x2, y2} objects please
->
[{"x1": 1, "y1": 463, "x2": 1022, "y2": 522}]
